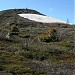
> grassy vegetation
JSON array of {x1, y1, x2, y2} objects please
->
[
  {"x1": 0, "y1": 9, "x2": 75, "y2": 75},
  {"x1": 0, "y1": 50, "x2": 46, "y2": 75},
  {"x1": 0, "y1": 45, "x2": 75, "y2": 74},
  {"x1": 0, "y1": 28, "x2": 74, "y2": 75}
]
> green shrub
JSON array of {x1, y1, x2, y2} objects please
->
[
  {"x1": 0, "y1": 65, "x2": 5, "y2": 71},
  {"x1": 10, "y1": 25, "x2": 19, "y2": 32},
  {"x1": 10, "y1": 25, "x2": 19, "y2": 35},
  {"x1": 40, "y1": 34, "x2": 58, "y2": 43},
  {"x1": 19, "y1": 34, "x2": 31, "y2": 38},
  {"x1": 39, "y1": 29, "x2": 58, "y2": 43},
  {"x1": 10, "y1": 32, "x2": 19, "y2": 35},
  {"x1": 54, "y1": 41, "x2": 73, "y2": 47}
]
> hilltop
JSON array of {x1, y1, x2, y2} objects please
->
[
  {"x1": 0, "y1": 8, "x2": 75, "y2": 75},
  {"x1": 0, "y1": 8, "x2": 69, "y2": 28}
]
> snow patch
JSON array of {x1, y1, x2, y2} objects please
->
[{"x1": 18, "y1": 14, "x2": 66, "y2": 24}]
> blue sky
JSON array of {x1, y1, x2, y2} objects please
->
[{"x1": 0, "y1": 0, "x2": 74, "y2": 24}]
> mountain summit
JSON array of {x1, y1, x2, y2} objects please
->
[
  {"x1": 0, "y1": 8, "x2": 68, "y2": 28},
  {"x1": 0, "y1": 8, "x2": 44, "y2": 15}
]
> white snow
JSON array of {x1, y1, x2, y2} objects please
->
[{"x1": 18, "y1": 14, "x2": 66, "y2": 24}]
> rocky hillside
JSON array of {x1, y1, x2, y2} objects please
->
[
  {"x1": 0, "y1": 8, "x2": 75, "y2": 75},
  {"x1": 0, "y1": 8, "x2": 69, "y2": 28}
]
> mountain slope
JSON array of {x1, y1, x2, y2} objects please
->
[{"x1": 0, "y1": 8, "x2": 75, "y2": 75}]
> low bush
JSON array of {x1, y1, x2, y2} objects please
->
[{"x1": 39, "y1": 29, "x2": 58, "y2": 43}]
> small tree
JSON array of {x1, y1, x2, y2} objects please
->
[
  {"x1": 40, "y1": 29, "x2": 58, "y2": 43},
  {"x1": 10, "y1": 25, "x2": 19, "y2": 35}
]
